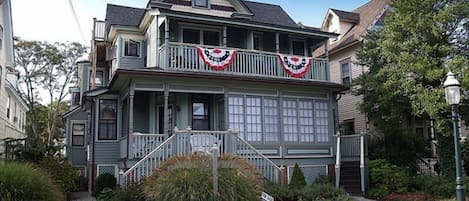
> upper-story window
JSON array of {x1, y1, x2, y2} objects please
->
[
  {"x1": 182, "y1": 28, "x2": 220, "y2": 46},
  {"x1": 89, "y1": 70, "x2": 103, "y2": 89},
  {"x1": 71, "y1": 91, "x2": 80, "y2": 105},
  {"x1": 6, "y1": 95, "x2": 10, "y2": 119},
  {"x1": 124, "y1": 39, "x2": 140, "y2": 57},
  {"x1": 193, "y1": 0, "x2": 209, "y2": 8},
  {"x1": 72, "y1": 123, "x2": 85, "y2": 146},
  {"x1": 0, "y1": 25, "x2": 3, "y2": 49},
  {"x1": 98, "y1": 99, "x2": 117, "y2": 140},
  {"x1": 341, "y1": 59, "x2": 351, "y2": 88},
  {"x1": 292, "y1": 40, "x2": 306, "y2": 56}
]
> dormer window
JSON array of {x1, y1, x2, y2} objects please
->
[
  {"x1": 124, "y1": 39, "x2": 140, "y2": 57},
  {"x1": 193, "y1": 0, "x2": 209, "y2": 8}
]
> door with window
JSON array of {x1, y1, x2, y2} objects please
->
[{"x1": 192, "y1": 95, "x2": 211, "y2": 130}]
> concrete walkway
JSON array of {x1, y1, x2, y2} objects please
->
[
  {"x1": 69, "y1": 191, "x2": 96, "y2": 201},
  {"x1": 351, "y1": 196, "x2": 376, "y2": 201}
]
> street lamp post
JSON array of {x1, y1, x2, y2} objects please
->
[{"x1": 443, "y1": 71, "x2": 466, "y2": 201}]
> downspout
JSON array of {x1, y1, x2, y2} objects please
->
[{"x1": 335, "y1": 93, "x2": 342, "y2": 188}]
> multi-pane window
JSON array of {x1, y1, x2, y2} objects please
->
[
  {"x1": 246, "y1": 96, "x2": 262, "y2": 142},
  {"x1": 124, "y1": 40, "x2": 140, "y2": 57},
  {"x1": 72, "y1": 123, "x2": 85, "y2": 146},
  {"x1": 263, "y1": 98, "x2": 279, "y2": 142},
  {"x1": 341, "y1": 61, "x2": 351, "y2": 87},
  {"x1": 98, "y1": 100, "x2": 117, "y2": 140},
  {"x1": 315, "y1": 101, "x2": 329, "y2": 142},
  {"x1": 228, "y1": 96, "x2": 244, "y2": 139},
  {"x1": 282, "y1": 99, "x2": 298, "y2": 142},
  {"x1": 299, "y1": 100, "x2": 314, "y2": 142},
  {"x1": 194, "y1": 0, "x2": 208, "y2": 8}
]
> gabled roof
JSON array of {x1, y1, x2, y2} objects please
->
[
  {"x1": 330, "y1": 9, "x2": 360, "y2": 23},
  {"x1": 105, "y1": 4, "x2": 146, "y2": 31},
  {"x1": 315, "y1": 0, "x2": 389, "y2": 57},
  {"x1": 242, "y1": 1, "x2": 297, "y2": 27}
]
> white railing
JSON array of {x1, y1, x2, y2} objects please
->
[
  {"x1": 340, "y1": 134, "x2": 362, "y2": 157},
  {"x1": 94, "y1": 20, "x2": 106, "y2": 41},
  {"x1": 131, "y1": 133, "x2": 166, "y2": 158},
  {"x1": 121, "y1": 128, "x2": 283, "y2": 186},
  {"x1": 159, "y1": 42, "x2": 329, "y2": 82}
]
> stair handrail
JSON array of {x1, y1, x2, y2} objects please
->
[
  {"x1": 122, "y1": 134, "x2": 176, "y2": 186},
  {"x1": 335, "y1": 132, "x2": 341, "y2": 188}
]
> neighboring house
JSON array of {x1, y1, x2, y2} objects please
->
[
  {"x1": 65, "y1": 0, "x2": 367, "y2": 195},
  {"x1": 0, "y1": 0, "x2": 28, "y2": 160}
]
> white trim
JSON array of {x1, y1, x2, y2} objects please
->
[
  {"x1": 70, "y1": 120, "x2": 88, "y2": 148},
  {"x1": 122, "y1": 38, "x2": 143, "y2": 58},
  {"x1": 96, "y1": 164, "x2": 119, "y2": 182}
]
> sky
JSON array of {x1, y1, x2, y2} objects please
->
[{"x1": 11, "y1": 0, "x2": 369, "y2": 45}]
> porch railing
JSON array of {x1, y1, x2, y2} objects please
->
[
  {"x1": 159, "y1": 42, "x2": 329, "y2": 82},
  {"x1": 340, "y1": 134, "x2": 362, "y2": 157},
  {"x1": 131, "y1": 133, "x2": 166, "y2": 158},
  {"x1": 121, "y1": 128, "x2": 283, "y2": 186},
  {"x1": 337, "y1": 133, "x2": 367, "y2": 195}
]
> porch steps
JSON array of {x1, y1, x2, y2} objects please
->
[{"x1": 340, "y1": 161, "x2": 362, "y2": 195}]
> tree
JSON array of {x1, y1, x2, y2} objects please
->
[
  {"x1": 14, "y1": 38, "x2": 86, "y2": 157},
  {"x1": 354, "y1": 0, "x2": 469, "y2": 174}
]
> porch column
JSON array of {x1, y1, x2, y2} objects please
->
[
  {"x1": 222, "y1": 26, "x2": 227, "y2": 47},
  {"x1": 275, "y1": 32, "x2": 280, "y2": 53},
  {"x1": 128, "y1": 82, "x2": 135, "y2": 158},
  {"x1": 247, "y1": 30, "x2": 254, "y2": 49},
  {"x1": 163, "y1": 83, "x2": 169, "y2": 137},
  {"x1": 163, "y1": 18, "x2": 170, "y2": 68}
]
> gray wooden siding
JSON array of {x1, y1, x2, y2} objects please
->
[
  {"x1": 329, "y1": 44, "x2": 368, "y2": 134},
  {"x1": 94, "y1": 143, "x2": 121, "y2": 163},
  {"x1": 66, "y1": 110, "x2": 89, "y2": 165},
  {"x1": 117, "y1": 36, "x2": 146, "y2": 68}
]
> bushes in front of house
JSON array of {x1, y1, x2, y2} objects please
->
[
  {"x1": 143, "y1": 154, "x2": 262, "y2": 201},
  {"x1": 0, "y1": 162, "x2": 65, "y2": 201},
  {"x1": 96, "y1": 173, "x2": 117, "y2": 194},
  {"x1": 37, "y1": 157, "x2": 79, "y2": 193}
]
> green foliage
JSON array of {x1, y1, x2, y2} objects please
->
[
  {"x1": 302, "y1": 183, "x2": 353, "y2": 201},
  {"x1": 355, "y1": 0, "x2": 468, "y2": 174},
  {"x1": 144, "y1": 154, "x2": 262, "y2": 201},
  {"x1": 264, "y1": 181, "x2": 352, "y2": 201},
  {"x1": 0, "y1": 162, "x2": 64, "y2": 201},
  {"x1": 96, "y1": 173, "x2": 117, "y2": 194},
  {"x1": 97, "y1": 185, "x2": 147, "y2": 201},
  {"x1": 368, "y1": 159, "x2": 411, "y2": 198},
  {"x1": 98, "y1": 187, "x2": 120, "y2": 201},
  {"x1": 37, "y1": 157, "x2": 79, "y2": 193},
  {"x1": 461, "y1": 141, "x2": 469, "y2": 176},
  {"x1": 289, "y1": 163, "x2": 306, "y2": 190}
]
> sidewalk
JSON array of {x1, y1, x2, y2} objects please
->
[
  {"x1": 352, "y1": 196, "x2": 376, "y2": 201},
  {"x1": 69, "y1": 191, "x2": 96, "y2": 201}
]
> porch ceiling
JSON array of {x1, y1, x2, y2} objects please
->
[{"x1": 108, "y1": 68, "x2": 347, "y2": 92}]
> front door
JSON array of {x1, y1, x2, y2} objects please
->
[{"x1": 192, "y1": 95, "x2": 210, "y2": 130}]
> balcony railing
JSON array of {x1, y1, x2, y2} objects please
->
[{"x1": 159, "y1": 42, "x2": 330, "y2": 82}]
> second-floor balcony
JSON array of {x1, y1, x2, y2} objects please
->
[{"x1": 158, "y1": 42, "x2": 330, "y2": 82}]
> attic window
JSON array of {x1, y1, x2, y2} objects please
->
[{"x1": 193, "y1": 0, "x2": 209, "y2": 8}]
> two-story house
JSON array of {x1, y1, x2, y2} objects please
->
[
  {"x1": 0, "y1": 0, "x2": 28, "y2": 161},
  {"x1": 65, "y1": 0, "x2": 367, "y2": 195}
]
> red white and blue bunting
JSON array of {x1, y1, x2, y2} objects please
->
[
  {"x1": 277, "y1": 54, "x2": 312, "y2": 78},
  {"x1": 197, "y1": 47, "x2": 237, "y2": 70}
]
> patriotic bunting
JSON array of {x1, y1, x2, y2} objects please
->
[
  {"x1": 197, "y1": 47, "x2": 237, "y2": 70},
  {"x1": 277, "y1": 54, "x2": 312, "y2": 78}
]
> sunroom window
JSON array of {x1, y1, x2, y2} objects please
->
[{"x1": 124, "y1": 40, "x2": 140, "y2": 57}]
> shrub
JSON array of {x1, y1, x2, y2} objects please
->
[
  {"x1": 96, "y1": 173, "x2": 117, "y2": 194},
  {"x1": 144, "y1": 154, "x2": 262, "y2": 201},
  {"x1": 368, "y1": 159, "x2": 411, "y2": 197},
  {"x1": 0, "y1": 162, "x2": 64, "y2": 201},
  {"x1": 303, "y1": 183, "x2": 353, "y2": 201},
  {"x1": 289, "y1": 163, "x2": 306, "y2": 190},
  {"x1": 37, "y1": 157, "x2": 79, "y2": 193},
  {"x1": 264, "y1": 181, "x2": 295, "y2": 201}
]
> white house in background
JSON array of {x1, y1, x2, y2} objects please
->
[{"x1": 0, "y1": 0, "x2": 28, "y2": 160}]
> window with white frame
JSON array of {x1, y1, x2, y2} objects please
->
[
  {"x1": 282, "y1": 99, "x2": 298, "y2": 142},
  {"x1": 89, "y1": 70, "x2": 103, "y2": 89},
  {"x1": 98, "y1": 99, "x2": 117, "y2": 140},
  {"x1": 97, "y1": 165, "x2": 117, "y2": 178},
  {"x1": 298, "y1": 100, "x2": 314, "y2": 142},
  {"x1": 341, "y1": 60, "x2": 351, "y2": 87},
  {"x1": 263, "y1": 98, "x2": 279, "y2": 142},
  {"x1": 124, "y1": 39, "x2": 140, "y2": 57},
  {"x1": 193, "y1": 0, "x2": 209, "y2": 8},
  {"x1": 228, "y1": 96, "x2": 244, "y2": 138},
  {"x1": 72, "y1": 123, "x2": 85, "y2": 146},
  {"x1": 246, "y1": 96, "x2": 262, "y2": 142},
  {"x1": 315, "y1": 101, "x2": 329, "y2": 142}
]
